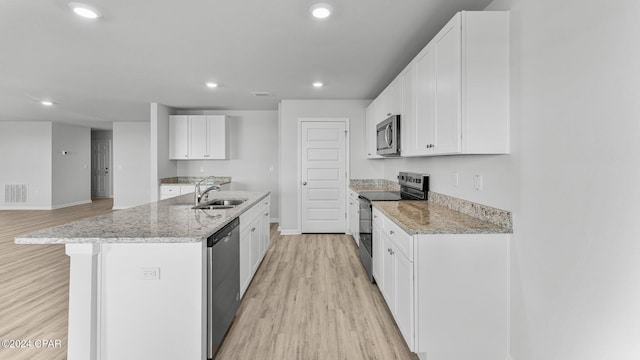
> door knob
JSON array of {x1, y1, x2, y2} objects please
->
[{"x1": 302, "y1": 182, "x2": 307, "y2": 186}]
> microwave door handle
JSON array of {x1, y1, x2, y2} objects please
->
[{"x1": 384, "y1": 123, "x2": 392, "y2": 147}]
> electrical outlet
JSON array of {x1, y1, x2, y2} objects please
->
[
  {"x1": 452, "y1": 172, "x2": 459, "y2": 187},
  {"x1": 474, "y1": 174, "x2": 483, "y2": 191},
  {"x1": 141, "y1": 267, "x2": 160, "y2": 280},
  {"x1": 199, "y1": 166, "x2": 205, "y2": 173}
]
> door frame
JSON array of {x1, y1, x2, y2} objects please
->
[{"x1": 297, "y1": 118, "x2": 350, "y2": 234}]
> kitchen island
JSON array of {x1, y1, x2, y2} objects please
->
[{"x1": 15, "y1": 191, "x2": 270, "y2": 360}]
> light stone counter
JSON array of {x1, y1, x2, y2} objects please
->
[
  {"x1": 160, "y1": 176, "x2": 231, "y2": 186},
  {"x1": 15, "y1": 191, "x2": 269, "y2": 244},
  {"x1": 373, "y1": 200, "x2": 512, "y2": 235}
]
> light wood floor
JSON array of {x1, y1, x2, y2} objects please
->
[
  {"x1": 0, "y1": 200, "x2": 416, "y2": 360},
  {"x1": 217, "y1": 228, "x2": 418, "y2": 360},
  {"x1": 0, "y1": 198, "x2": 114, "y2": 360}
]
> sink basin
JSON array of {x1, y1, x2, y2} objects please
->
[
  {"x1": 192, "y1": 204, "x2": 234, "y2": 210},
  {"x1": 206, "y1": 199, "x2": 246, "y2": 206},
  {"x1": 191, "y1": 198, "x2": 246, "y2": 210}
]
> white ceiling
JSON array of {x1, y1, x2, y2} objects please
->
[{"x1": 0, "y1": 0, "x2": 493, "y2": 129}]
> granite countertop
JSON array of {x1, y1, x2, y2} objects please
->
[
  {"x1": 15, "y1": 191, "x2": 269, "y2": 245},
  {"x1": 349, "y1": 179, "x2": 400, "y2": 192},
  {"x1": 373, "y1": 200, "x2": 511, "y2": 235},
  {"x1": 160, "y1": 176, "x2": 231, "y2": 186}
]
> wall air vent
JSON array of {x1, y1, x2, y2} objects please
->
[
  {"x1": 252, "y1": 91, "x2": 271, "y2": 97},
  {"x1": 4, "y1": 184, "x2": 28, "y2": 204}
]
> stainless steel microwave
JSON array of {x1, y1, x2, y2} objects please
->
[{"x1": 376, "y1": 115, "x2": 400, "y2": 156}]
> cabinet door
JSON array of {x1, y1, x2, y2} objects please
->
[
  {"x1": 239, "y1": 226, "x2": 252, "y2": 297},
  {"x1": 382, "y1": 235, "x2": 396, "y2": 309},
  {"x1": 400, "y1": 62, "x2": 417, "y2": 156},
  {"x1": 365, "y1": 100, "x2": 382, "y2": 159},
  {"x1": 169, "y1": 116, "x2": 189, "y2": 159},
  {"x1": 250, "y1": 222, "x2": 261, "y2": 274},
  {"x1": 433, "y1": 14, "x2": 462, "y2": 154},
  {"x1": 394, "y1": 245, "x2": 414, "y2": 350},
  {"x1": 387, "y1": 77, "x2": 402, "y2": 117},
  {"x1": 349, "y1": 199, "x2": 359, "y2": 245},
  {"x1": 260, "y1": 206, "x2": 270, "y2": 258},
  {"x1": 189, "y1": 115, "x2": 208, "y2": 159},
  {"x1": 415, "y1": 42, "x2": 436, "y2": 155},
  {"x1": 372, "y1": 221, "x2": 383, "y2": 284},
  {"x1": 206, "y1": 115, "x2": 228, "y2": 159}
]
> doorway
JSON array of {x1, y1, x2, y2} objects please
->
[
  {"x1": 91, "y1": 131, "x2": 113, "y2": 198},
  {"x1": 299, "y1": 119, "x2": 349, "y2": 233}
]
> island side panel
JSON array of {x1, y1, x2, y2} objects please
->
[
  {"x1": 99, "y1": 242, "x2": 206, "y2": 360},
  {"x1": 66, "y1": 243, "x2": 100, "y2": 360}
]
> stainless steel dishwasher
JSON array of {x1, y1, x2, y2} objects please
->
[{"x1": 207, "y1": 217, "x2": 240, "y2": 359}]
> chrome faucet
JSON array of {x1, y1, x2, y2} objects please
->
[{"x1": 195, "y1": 177, "x2": 221, "y2": 205}]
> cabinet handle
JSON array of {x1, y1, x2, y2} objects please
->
[
  {"x1": 389, "y1": 230, "x2": 394, "y2": 235},
  {"x1": 204, "y1": 154, "x2": 210, "y2": 158},
  {"x1": 373, "y1": 215, "x2": 377, "y2": 218},
  {"x1": 387, "y1": 113, "x2": 392, "y2": 116},
  {"x1": 251, "y1": 227, "x2": 256, "y2": 232},
  {"x1": 264, "y1": 213, "x2": 268, "y2": 216}
]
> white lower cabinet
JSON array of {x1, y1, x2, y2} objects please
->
[
  {"x1": 239, "y1": 195, "x2": 270, "y2": 297},
  {"x1": 160, "y1": 185, "x2": 195, "y2": 200},
  {"x1": 372, "y1": 207, "x2": 509, "y2": 360},
  {"x1": 348, "y1": 189, "x2": 360, "y2": 245},
  {"x1": 374, "y1": 208, "x2": 414, "y2": 350}
]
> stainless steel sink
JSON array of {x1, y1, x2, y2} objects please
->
[
  {"x1": 192, "y1": 198, "x2": 246, "y2": 210},
  {"x1": 207, "y1": 199, "x2": 246, "y2": 206},
  {"x1": 192, "y1": 204, "x2": 234, "y2": 210}
]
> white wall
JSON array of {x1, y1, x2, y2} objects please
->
[
  {"x1": 52, "y1": 123, "x2": 91, "y2": 208},
  {"x1": 378, "y1": 1, "x2": 640, "y2": 359},
  {"x1": 175, "y1": 110, "x2": 280, "y2": 220},
  {"x1": 150, "y1": 103, "x2": 177, "y2": 202},
  {"x1": 113, "y1": 122, "x2": 151, "y2": 209},
  {"x1": 278, "y1": 100, "x2": 383, "y2": 233},
  {"x1": 91, "y1": 130, "x2": 113, "y2": 141},
  {"x1": 0, "y1": 122, "x2": 53, "y2": 209}
]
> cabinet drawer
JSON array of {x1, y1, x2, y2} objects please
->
[{"x1": 383, "y1": 215, "x2": 413, "y2": 261}]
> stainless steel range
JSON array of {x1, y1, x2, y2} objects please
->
[{"x1": 358, "y1": 172, "x2": 429, "y2": 283}]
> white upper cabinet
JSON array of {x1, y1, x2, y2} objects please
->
[
  {"x1": 365, "y1": 77, "x2": 402, "y2": 158},
  {"x1": 368, "y1": 11, "x2": 510, "y2": 158},
  {"x1": 169, "y1": 115, "x2": 190, "y2": 159},
  {"x1": 365, "y1": 99, "x2": 383, "y2": 159},
  {"x1": 169, "y1": 115, "x2": 229, "y2": 160}
]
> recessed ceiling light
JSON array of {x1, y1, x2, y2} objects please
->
[
  {"x1": 313, "y1": 82, "x2": 324, "y2": 88},
  {"x1": 69, "y1": 3, "x2": 101, "y2": 19},
  {"x1": 41, "y1": 101, "x2": 54, "y2": 106},
  {"x1": 310, "y1": 3, "x2": 333, "y2": 19},
  {"x1": 206, "y1": 82, "x2": 218, "y2": 88}
]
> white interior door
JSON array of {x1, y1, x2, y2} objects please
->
[
  {"x1": 300, "y1": 120, "x2": 347, "y2": 233},
  {"x1": 92, "y1": 140, "x2": 112, "y2": 198}
]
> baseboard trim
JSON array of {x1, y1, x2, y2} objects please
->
[
  {"x1": 51, "y1": 199, "x2": 92, "y2": 210},
  {"x1": 0, "y1": 205, "x2": 52, "y2": 210},
  {"x1": 112, "y1": 205, "x2": 133, "y2": 210},
  {"x1": 278, "y1": 228, "x2": 301, "y2": 235}
]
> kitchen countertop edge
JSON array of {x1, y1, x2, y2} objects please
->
[{"x1": 15, "y1": 191, "x2": 270, "y2": 245}]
